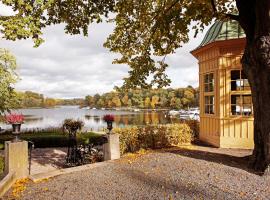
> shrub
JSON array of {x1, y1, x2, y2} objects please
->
[
  {"x1": 114, "y1": 123, "x2": 193, "y2": 154},
  {"x1": 0, "y1": 132, "x2": 103, "y2": 149},
  {"x1": 4, "y1": 127, "x2": 63, "y2": 135},
  {"x1": 114, "y1": 126, "x2": 140, "y2": 154},
  {"x1": 184, "y1": 120, "x2": 200, "y2": 139}
]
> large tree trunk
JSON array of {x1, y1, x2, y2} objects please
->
[
  {"x1": 237, "y1": 0, "x2": 270, "y2": 174},
  {"x1": 242, "y1": 44, "x2": 270, "y2": 174}
]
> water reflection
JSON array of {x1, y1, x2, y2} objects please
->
[
  {"x1": 85, "y1": 111, "x2": 179, "y2": 127},
  {"x1": 24, "y1": 116, "x2": 43, "y2": 123},
  {"x1": 0, "y1": 106, "x2": 181, "y2": 131}
]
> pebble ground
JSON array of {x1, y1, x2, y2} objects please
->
[{"x1": 3, "y1": 146, "x2": 270, "y2": 200}]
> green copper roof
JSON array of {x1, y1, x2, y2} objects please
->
[{"x1": 197, "y1": 20, "x2": 245, "y2": 48}]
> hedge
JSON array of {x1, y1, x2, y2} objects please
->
[
  {"x1": 0, "y1": 132, "x2": 103, "y2": 149},
  {"x1": 114, "y1": 123, "x2": 193, "y2": 155}
]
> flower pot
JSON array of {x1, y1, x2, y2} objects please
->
[
  {"x1": 12, "y1": 123, "x2": 21, "y2": 133},
  {"x1": 12, "y1": 123, "x2": 21, "y2": 142},
  {"x1": 106, "y1": 121, "x2": 113, "y2": 133}
]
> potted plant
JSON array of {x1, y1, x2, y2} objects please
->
[
  {"x1": 103, "y1": 114, "x2": 115, "y2": 134},
  {"x1": 4, "y1": 113, "x2": 24, "y2": 141},
  {"x1": 62, "y1": 119, "x2": 84, "y2": 136},
  {"x1": 62, "y1": 119, "x2": 84, "y2": 164}
]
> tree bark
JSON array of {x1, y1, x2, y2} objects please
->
[
  {"x1": 237, "y1": 0, "x2": 270, "y2": 174},
  {"x1": 242, "y1": 43, "x2": 270, "y2": 174}
]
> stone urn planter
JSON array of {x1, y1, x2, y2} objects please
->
[
  {"x1": 12, "y1": 123, "x2": 22, "y2": 141},
  {"x1": 106, "y1": 121, "x2": 113, "y2": 132},
  {"x1": 4, "y1": 113, "x2": 24, "y2": 142},
  {"x1": 12, "y1": 123, "x2": 21, "y2": 133},
  {"x1": 103, "y1": 114, "x2": 115, "y2": 134}
]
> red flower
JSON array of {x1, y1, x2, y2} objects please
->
[
  {"x1": 5, "y1": 113, "x2": 24, "y2": 124},
  {"x1": 103, "y1": 114, "x2": 114, "y2": 122}
]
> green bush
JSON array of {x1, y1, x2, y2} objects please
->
[
  {"x1": 114, "y1": 123, "x2": 193, "y2": 154},
  {"x1": 0, "y1": 132, "x2": 103, "y2": 149}
]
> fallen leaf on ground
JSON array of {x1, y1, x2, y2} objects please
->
[{"x1": 12, "y1": 178, "x2": 30, "y2": 198}]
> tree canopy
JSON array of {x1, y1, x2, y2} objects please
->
[
  {"x1": 0, "y1": 0, "x2": 236, "y2": 88},
  {"x1": 0, "y1": 48, "x2": 19, "y2": 114},
  {"x1": 15, "y1": 90, "x2": 84, "y2": 108},
  {"x1": 84, "y1": 87, "x2": 199, "y2": 109},
  {"x1": 1, "y1": 0, "x2": 270, "y2": 173}
]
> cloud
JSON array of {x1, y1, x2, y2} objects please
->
[{"x1": 1, "y1": 15, "x2": 208, "y2": 98}]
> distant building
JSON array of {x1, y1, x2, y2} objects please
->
[{"x1": 191, "y1": 20, "x2": 254, "y2": 149}]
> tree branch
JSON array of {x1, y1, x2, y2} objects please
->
[
  {"x1": 211, "y1": 0, "x2": 217, "y2": 13},
  {"x1": 152, "y1": 0, "x2": 180, "y2": 21}
]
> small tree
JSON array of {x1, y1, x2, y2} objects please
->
[{"x1": 0, "y1": 48, "x2": 19, "y2": 114}]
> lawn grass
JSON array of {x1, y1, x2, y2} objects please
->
[{"x1": 0, "y1": 132, "x2": 103, "y2": 150}]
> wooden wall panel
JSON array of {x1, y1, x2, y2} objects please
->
[
  {"x1": 200, "y1": 116, "x2": 220, "y2": 147},
  {"x1": 194, "y1": 38, "x2": 254, "y2": 149},
  {"x1": 219, "y1": 118, "x2": 254, "y2": 148}
]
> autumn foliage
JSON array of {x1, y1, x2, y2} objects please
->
[{"x1": 114, "y1": 123, "x2": 193, "y2": 154}]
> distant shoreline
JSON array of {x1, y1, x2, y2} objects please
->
[
  {"x1": 80, "y1": 107, "x2": 170, "y2": 112},
  {"x1": 13, "y1": 106, "x2": 197, "y2": 113},
  {"x1": 14, "y1": 105, "x2": 78, "y2": 109}
]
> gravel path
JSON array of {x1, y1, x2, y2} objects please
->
[{"x1": 3, "y1": 146, "x2": 270, "y2": 200}]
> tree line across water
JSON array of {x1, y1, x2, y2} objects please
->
[
  {"x1": 84, "y1": 87, "x2": 199, "y2": 110},
  {"x1": 13, "y1": 91, "x2": 84, "y2": 108},
  {"x1": 13, "y1": 86, "x2": 199, "y2": 110}
]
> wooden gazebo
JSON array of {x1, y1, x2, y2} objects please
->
[{"x1": 191, "y1": 20, "x2": 254, "y2": 149}]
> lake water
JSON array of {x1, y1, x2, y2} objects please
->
[{"x1": 0, "y1": 106, "x2": 181, "y2": 131}]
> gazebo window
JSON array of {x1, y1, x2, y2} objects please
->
[
  {"x1": 205, "y1": 96, "x2": 214, "y2": 114},
  {"x1": 231, "y1": 70, "x2": 250, "y2": 91},
  {"x1": 231, "y1": 70, "x2": 252, "y2": 116},
  {"x1": 204, "y1": 73, "x2": 214, "y2": 92},
  {"x1": 231, "y1": 95, "x2": 253, "y2": 116},
  {"x1": 204, "y1": 73, "x2": 215, "y2": 114}
]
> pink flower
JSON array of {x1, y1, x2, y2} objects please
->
[
  {"x1": 103, "y1": 114, "x2": 114, "y2": 122},
  {"x1": 5, "y1": 113, "x2": 24, "y2": 124}
]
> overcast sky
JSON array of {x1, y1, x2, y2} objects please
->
[{"x1": 0, "y1": 6, "x2": 208, "y2": 98}]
